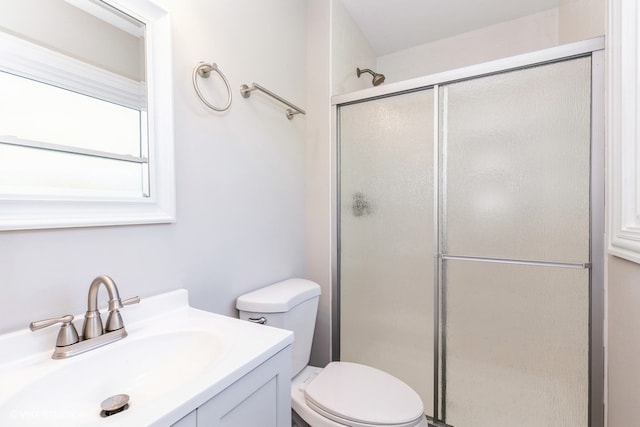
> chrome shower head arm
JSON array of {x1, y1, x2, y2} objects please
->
[{"x1": 356, "y1": 67, "x2": 385, "y2": 86}]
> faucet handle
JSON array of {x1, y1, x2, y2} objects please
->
[
  {"x1": 121, "y1": 296, "x2": 140, "y2": 306},
  {"x1": 105, "y1": 296, "x2": 140, "y2": 332},
  {"x1": 30, "y1": 314, "x2": 80, "y2": 347}
]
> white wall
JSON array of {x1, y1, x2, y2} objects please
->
[
  {"x1": 0, "y1": 0, "x2": 307, "y2": 336},
  {"x1": 607, "y1": 256, "x2": 640, "y2": 427},
  {"x1": 331, "y1": 0, "x2": 376, "y2": 95},
  {"x1": 377, "y1": 9, "x2": 559, "y2": 83},
  {"x1": 558, "y1": 0, "x2": 606, "y2": 43},
  {"x1": 306, "y1": 0, "x2": 333, "y2": 366},
  {"x1": 341, "y1": 0, "x2": 605, "y2": 87}
]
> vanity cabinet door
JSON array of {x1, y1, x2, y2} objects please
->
[
  {"x1": 196, "y1": 347, "x2": 292, "y2": 427},
  {"x1": 171, "y1": 410, "x2": 197, "y2": 427}
]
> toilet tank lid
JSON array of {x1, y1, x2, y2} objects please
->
[{"x1": 236, "y1": 278, "x2": 321, "y2": 313}]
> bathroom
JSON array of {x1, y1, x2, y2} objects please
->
[{"x1": 0, "y1": 0, "x2": 638, "y2": 425}]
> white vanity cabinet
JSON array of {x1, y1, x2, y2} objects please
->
[
  {"x1": 171, "y1": 346, "x2": 292, "y2": 427},
  {"x1": 172, "y1": 411, "x2": 197, "y2": 427}
]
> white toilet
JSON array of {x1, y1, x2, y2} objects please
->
[{"x1": 236, "y1": 278, "x2": 428, "y2": 427}]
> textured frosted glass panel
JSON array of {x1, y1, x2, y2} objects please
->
[
  {"x1": 444, "y1": 260, "x2": 589, "y2": 427},
  {"x1": 442, "y1": 58, "x2": 591, "y2": 263},
  {"x1": 339, "y1": 89, "x2": 434, "y2": 415}
]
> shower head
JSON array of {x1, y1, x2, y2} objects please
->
[{"x1": 356, "y1": 67, "x2": 385, "y2": 86}]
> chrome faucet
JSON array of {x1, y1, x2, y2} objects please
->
[
  {"x1": 30, "y1": 275, "x2": 139, "y2": 359},
  {"x1": 83, "y1": 275, "x2": 127, "y2": 339}
]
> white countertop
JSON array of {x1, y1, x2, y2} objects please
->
[{"x1": 0, "y1": 289, "x2": 293, "y2": 426}]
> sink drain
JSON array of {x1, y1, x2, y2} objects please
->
[{"x1": 100, "y1": 394, "x2": 130, "y2": 418}]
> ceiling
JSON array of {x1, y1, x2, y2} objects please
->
[{"x1": 340, "y1": 0, "x2": 560, "y2": 56}]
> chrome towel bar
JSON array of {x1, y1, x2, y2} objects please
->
[{"x1": 240, "y1": 83, "x2": 305, "y2": 120}]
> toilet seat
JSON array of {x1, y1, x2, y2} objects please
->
[{"x1": 303, "y1": 362, "x2": 425, "y2": 427}]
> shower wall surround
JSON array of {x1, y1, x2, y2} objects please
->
[
  {"x1": 377, "y1": 9, "x2": 559, "y2": 83},
  {"x1": 332, "y1": 0, "x2": 604, "y2": 92},
  {"x1": 0, "y1": 0, "x2": 307, "y2": 336}
]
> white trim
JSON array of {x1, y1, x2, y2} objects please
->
[
  {"x1": 64, "y1": 0, "x2": 145, "y2": 38},
  {"x1": 0, "y1": 31, "x2": 145, "y2": 110},
  {"x1": 0, "y1": 136, "x2": 148, "y2": 164},
  {"x1": 0, "y1": 0, "x2": 175, "y2": 231},
  {"x1": 332, "y1": 36, "x2": 605, "y2": 106},
  {"x1": 608, "y1": 0, "x2": 640, "y2": 263}
]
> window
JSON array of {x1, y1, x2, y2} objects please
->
[
  {"x1": 0, "y1": 55, "x2": 148, "y2": 198},
  {"x1": 0, "y1": 0, "x2": 175, "y2": 230}
]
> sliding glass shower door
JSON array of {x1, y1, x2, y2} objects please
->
[
  {"x1": 338, "y1": 55, "x2": 595, "y2": 427},
  {"x1": 339, "y1": 89, "x2": 436, "y2": 416},
  {"x1": 440, "y1": 57, "x2": 591, "y2": 427}
]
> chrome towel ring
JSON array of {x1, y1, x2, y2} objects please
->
[{"x1": 192, "y1": 61, "x2": 232, "y2": 112}]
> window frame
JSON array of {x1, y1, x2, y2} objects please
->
[
  {"x1": 0, "y1": 0, "x2": 175, "y2": 230},
  {"x1": 608, "y1": 0, "x2": 640, "y2": 263}
]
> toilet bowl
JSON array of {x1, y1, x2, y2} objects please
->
[
  {"x1": 292, "y1": 364, "x2": 429, "y2": 427},
  {"x1": 236, "y1": 278, "x2": 428, "y2": 427}
]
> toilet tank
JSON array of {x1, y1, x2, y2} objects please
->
[{"x1": 236, "y1": 278, "x2": 321, "y2": 377}]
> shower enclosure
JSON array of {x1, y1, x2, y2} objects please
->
[{"x1": 335, "y1": 39, "x2": 604, "y2": 427}]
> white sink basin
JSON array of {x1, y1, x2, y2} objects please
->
[
  {"x1": 3, "y1": 331, "x2": 221, "y2": 425},
  {"x1": 0, "y1": 290, "x2": 293, "y2": 426}
]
